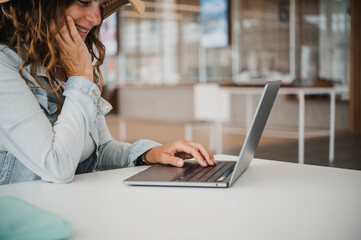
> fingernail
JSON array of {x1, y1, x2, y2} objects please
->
[
  {"x1": 67, "y1": 16, "x2": 71, "y2": 21},
  {"x1": 177, "y1": 160, "x2": 183, "y2": 167}
]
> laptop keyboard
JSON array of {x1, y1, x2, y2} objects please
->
[{"x1": 173, "y1": 161, "x2": 236, "y2": 183}]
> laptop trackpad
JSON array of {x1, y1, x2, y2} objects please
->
[{"x1": 126, "y1": 164, "x2": 190, "y2": 182}]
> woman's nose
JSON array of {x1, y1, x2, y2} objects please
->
[{"x1": 86, "y1": 6, "x2": 101, "y2": 26}]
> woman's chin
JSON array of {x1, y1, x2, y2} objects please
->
[{"x1": 77, "y1": 30, "x2": 88, "y2": 41}]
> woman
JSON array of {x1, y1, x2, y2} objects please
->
[{"x1": 0, "y1": 0, "x2": 215, "y2": 185}]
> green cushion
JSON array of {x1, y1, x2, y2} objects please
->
[{"x1": 0, "y1": 196, "x2": 72, "y2": 240}]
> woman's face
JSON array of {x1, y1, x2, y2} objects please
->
[{"x1": 65, "y1": 0, "x2": 104, "y2": 41}]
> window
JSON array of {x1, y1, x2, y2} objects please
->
[{"x1": 102, "y1": 0, "x2": 349, "y2": 89}]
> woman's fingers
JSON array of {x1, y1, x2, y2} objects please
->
[
  {"x1": 53, "y1": 16, "x2": 94, "y2": 81},
  {"x1": 167, "y1": 140, "x2": 208, "y2": 167},
  {"x1": 145, "y1": 140, "x2": 215, "y2": 168},
  {"x1": 65, "y1": 16, "x2": 84, "y2": 45},
  {"x1": 172, "y1": 140, "x2": 214, "y2": 166},
  {"x1": 163, "y1": 155, "x2": 185, "y2": 167},
  {"x1": 175, "y1": 152, "x2": 193, "y2": 159},
  {"x1": 57, "y1": 16, "x2": 81, "y2": 47},
  {"x1": 188, "y1": 141, "x2": 216, "y2": 165},
  {"x1": 58, "y1": 18, "x2": 74, "y2": 44}
]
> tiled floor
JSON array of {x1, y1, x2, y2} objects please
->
[
  {"x1": 106, "y1": 116, "x2": 361, "y2": 171},
  {"x1": 254, "y1": 133, "x2": 361, "y2": 170},
  {"x1": 217, "y1": 132, "x2": 361, "y2": 171}
]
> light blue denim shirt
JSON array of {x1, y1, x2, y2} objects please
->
[{"x1": 0, "y1": 44, "x2": 160, "y2": 185}]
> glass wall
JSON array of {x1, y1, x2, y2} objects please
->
[
  {"x1": 235, "y1": 0, "x2": 291, "y2": 83},
  {"x1": 317, "y1": 0, "x2": 350, "y2": 86},
  {"x1": 101, "y1": 0, "x2": 350, "y2": 88}
]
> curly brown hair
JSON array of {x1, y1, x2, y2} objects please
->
[{"x1": 0, "y1": 0, "x2": 106, "y2": 114}]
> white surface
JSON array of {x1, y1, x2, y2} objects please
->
[{"x1": 1, "y1": 155, "x2": 361, "y2": 240}]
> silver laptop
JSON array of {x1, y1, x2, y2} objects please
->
[{"x1": 124, "y1": 80, "x2": 281, "y2": 188}]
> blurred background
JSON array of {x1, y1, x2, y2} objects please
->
[{"x1": 99, "y1": 0, "x2": 361, "y2": 170}]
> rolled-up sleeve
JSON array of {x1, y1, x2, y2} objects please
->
[
  {"x1": 95, "y1": 104, "x2": 161, "y2": 170},
  {"x1": 97, "y1": 139, "x2": 161, "y2": 170}
]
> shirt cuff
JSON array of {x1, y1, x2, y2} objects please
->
[
  {"x1": 128, "y1": 140, "x2": 162, "y2": 167},
  {"x1": 65, "y1": 76, "x2": 100, "y2": 104},
  {"x1": 64, "y1": 76, "x2": 112, "y2": 116}
]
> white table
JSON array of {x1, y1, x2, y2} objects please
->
[{"x1": 1, "y1": 155, "x2": 361, "y2": 240}]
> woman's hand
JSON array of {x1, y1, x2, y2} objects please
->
[
  {"x1": 54, "y1": 16, "x2": 94, "y2": 81},
  {"x1": 143, "y1": 140, "x2": 216, "y2": 167}
]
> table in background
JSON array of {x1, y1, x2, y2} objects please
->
[
  {"x1": 1, "y1": 155, "x2": 360, "y2": 240},
  {"x1": 190, "y1": 85, "x2": 348, "y2": 164}
]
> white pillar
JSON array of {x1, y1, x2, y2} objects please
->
[
  {"x1": 298, "y1": 90, "x2": 305, "y2": 164},
  {"x1": 329, "y1": 90, "x2": 336, "y2": 162}
]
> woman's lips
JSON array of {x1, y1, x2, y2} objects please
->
[
  {"x1": 75, "y1": 24, "x2": 90, "y2": 40},
  {"x1": 76, "y1": 24, "x2": 89, "y2": 33}
]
